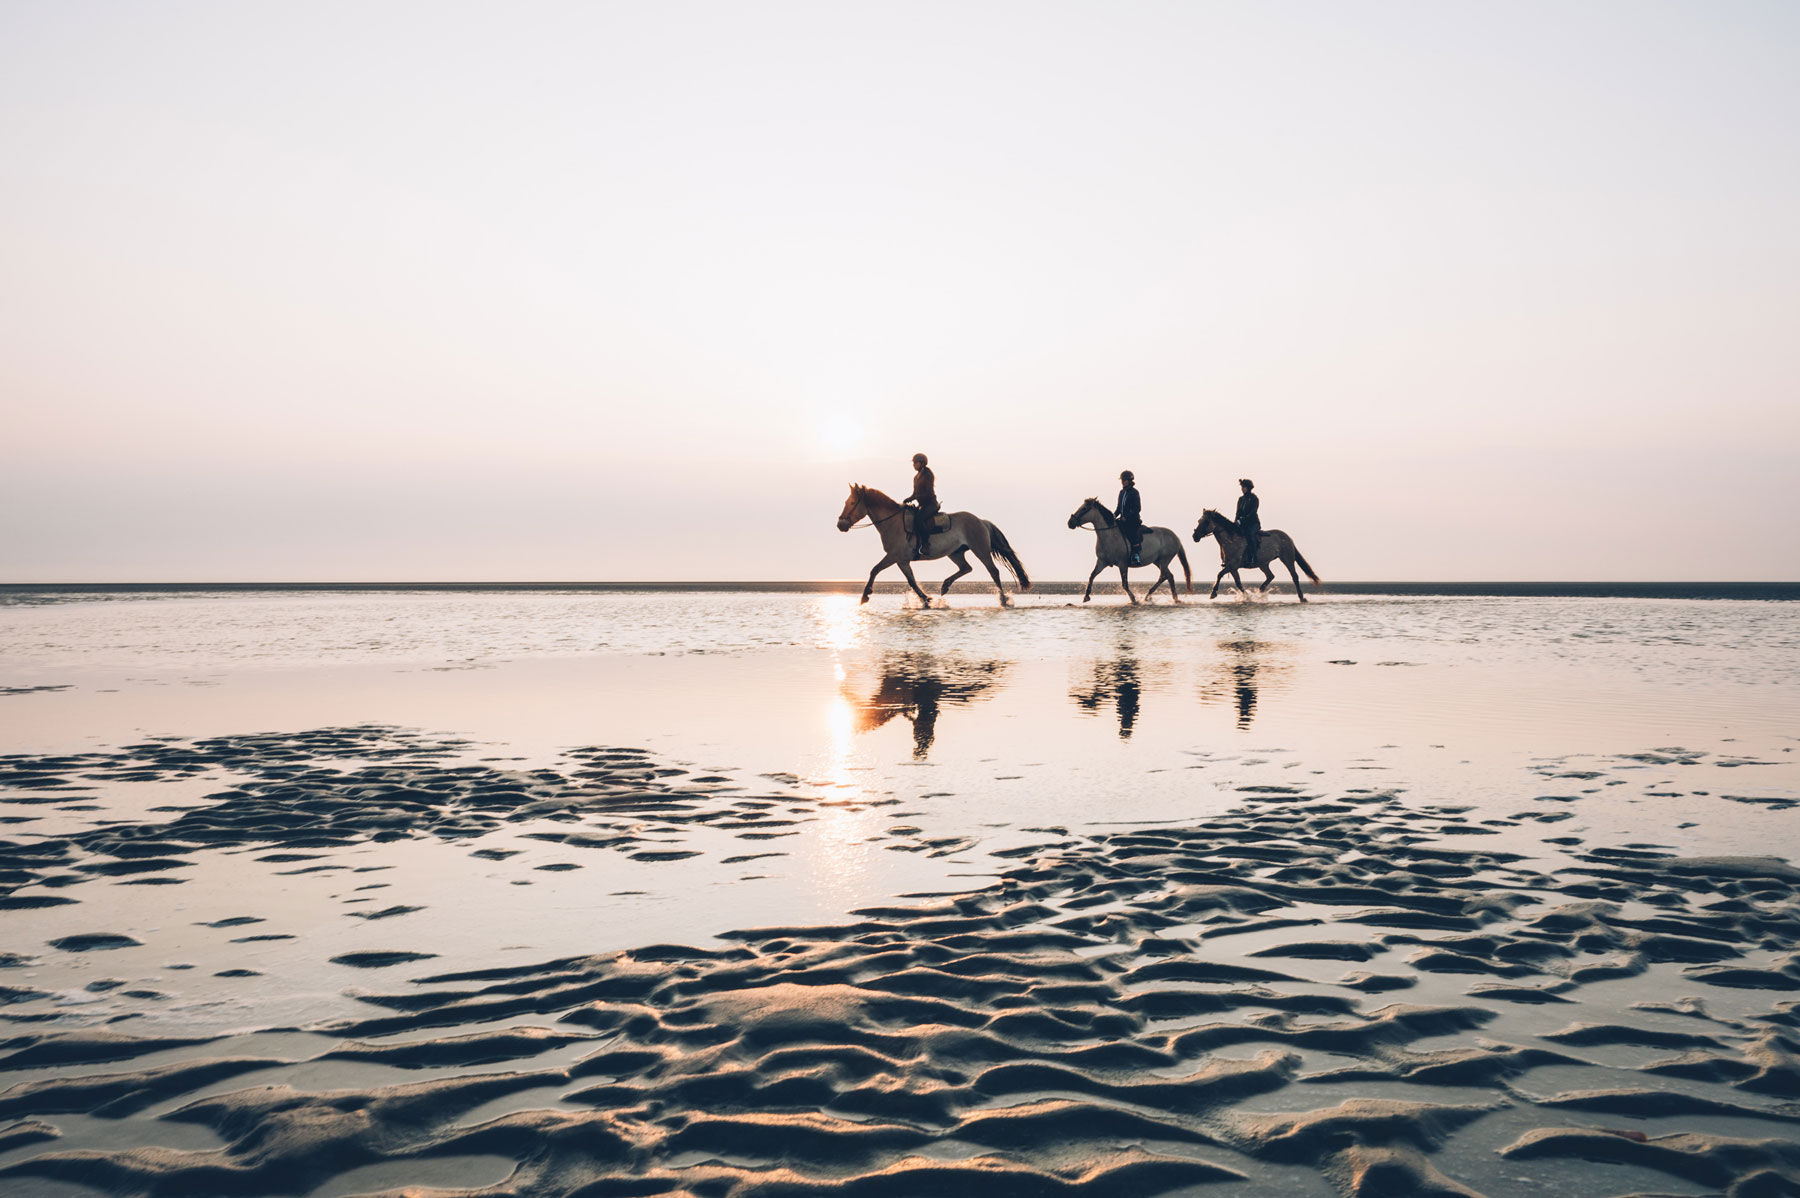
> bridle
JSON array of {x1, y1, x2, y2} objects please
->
[
  {"x1": 1073, "y1": 500, "x2": 1115, "y2": 530},
  {"x1": 842, "y1": 499, "x2": 905, "y2": 531}
]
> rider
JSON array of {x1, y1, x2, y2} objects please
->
[
  {"x1": 1235, "y1": 478, "x2": 1261, "y2": 566},
  {"x1": 1115, "y1": 470, "x2": 1145, "y2": 566},
  {"x1": 907, "y1": 452, "x2": 939, "y2": 560}
]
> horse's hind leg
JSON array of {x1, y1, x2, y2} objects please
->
[
  {"x1": 862, "y1": 552, "x2": 896, "y2": 604},
  {"x1": 971, "y1": 546, "x2": 1010, "y2": 606},
  {"x1": 1284, "y1": 555, "x2": 1308, "y2": 603},
  {"x1": 941, "y1": 549, "x2": 973, "y2": 596}
]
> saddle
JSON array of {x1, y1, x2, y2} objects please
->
[{"x1": 906, "y1": 505, "x2": 951, "y2": 534}]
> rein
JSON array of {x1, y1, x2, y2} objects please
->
[{"x1": 845, "y1": 506, "x2": 904, "y2": 531}]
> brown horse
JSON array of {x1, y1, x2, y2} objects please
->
[
  {"x1": 837, "y1": 485, "x2": 1029, "y2": 607},
  {"x1": 1192, "y1": 509, "x2": 1319, "y2": 602}
]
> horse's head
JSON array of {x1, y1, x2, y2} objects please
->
[
  {"x1": 1193, "y1": 509, "x2": 1219, "y2": 543},
  {"x1": 837, "y1": 485, "x2": 864, "y2": 533},
  {"x1": 1068, "y1": 498, "x2": 1101, "y2": 530}
]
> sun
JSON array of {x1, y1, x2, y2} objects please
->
[{"x1": 815, "y1": 414, "x2": 868, "y2": 460}]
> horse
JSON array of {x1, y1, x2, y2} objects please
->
[
  {"x1": 1191, "y1": 508, "x2": 1319, "y2": 602},
  {"x1": 837, "y1": 485, "x2": 1030, "y2": 608},
  {"x1": 1067, "y1": 497, "x2": 1193, "y2": 605}
]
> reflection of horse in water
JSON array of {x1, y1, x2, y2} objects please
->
[
  {"x1": 1192, "y1": 509, "x2": 1318, "y2": 602},
  {"x1": 1199, "y1": 639, "x2": 1286, "y2": 730},
  {"x1": 837, "y1": 485, "x2": 1030, "y2": 608},
  {"x1": 1070, "y1": 654, "x2": 1146, "y2": 740},
  {"x1": 844, "y1": 654, "x2": 1007, "y2": 759}
]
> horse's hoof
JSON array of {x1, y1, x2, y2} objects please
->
[
  {"x1": 1081, "y1": 595, "x2": 1091, "y2": 603},
  {"x1": 859, "y1": 595, "x2": 870, "y2": 605}
]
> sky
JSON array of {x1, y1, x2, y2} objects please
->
[{"x1": 2, "y1": 1, "x2": 1796, "y2": 582}]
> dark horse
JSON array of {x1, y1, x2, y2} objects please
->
[{"x1": 1192, "y1": 509, "x2": 1319, "y2": 602}]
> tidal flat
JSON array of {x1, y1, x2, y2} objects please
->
[{"x1": 1, "y1": 587, "x2": 1797, "y2": 1197}]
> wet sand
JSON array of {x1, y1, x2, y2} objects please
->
[
  {"x1": 2, "y1": 589, "x2": 1798, "y2": 1196},
  {"x1": 3, "y1": 729, "x2": 1800, "y2": 1196}
]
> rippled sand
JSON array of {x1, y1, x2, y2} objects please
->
[{"x1": 2, "y1": 589, "x2": 1796, "y2": 1196}]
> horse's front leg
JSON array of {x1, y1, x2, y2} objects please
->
[
  {"x1": 1083, "y1": 560, "x2": 1105, "y2": 603},
  {"x1": 896, "y1": 558, "x2": 932, "y2": 608},
  {"x1": 1117, "y1": 564, "x2": 1137, "y2": 605},
  {"x1": 1260, "y1": 565, "x2": 1275, "y2": 593},
  {"x1": 1162, "y1": 563, "x2": 1182, "y2": 604},
  {"x1": 1229, "y1": 569, "x2": 1247, "y2": 595},
  {"x1": 1211, "y1": 566, "x2": 1230, "y2": 599},
  {"x1": 862, "y1": 552, "x2": 896, "y2": 604}
]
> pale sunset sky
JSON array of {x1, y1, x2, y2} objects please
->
[{"x1": 3, "y1": 2, "x2": 1796, "y2": 581}]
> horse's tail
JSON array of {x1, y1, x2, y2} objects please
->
[
  {"x1": 985, "y1": 521, "x2": 1031, "y2": 590},
  {"x1": 1292, "y1": 543, "x2": 1320, "y2": 584},
  {"x1": 1174, "y1": 537, "x2": 1193, "y2": 591}
]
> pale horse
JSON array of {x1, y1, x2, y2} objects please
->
[
  {"x1": 837, "y1": 485, "x2": 1030, "y2": 608},
  {"x1": 1067, "y1": 497, "x2": 1193, "y2": 604},
  {"x1": 1191, "y1": 508, "x2": 1320, "y2": 602}
]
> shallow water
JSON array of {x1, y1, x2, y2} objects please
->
[
  {"x1": 2, "y1": 588, "x2": 1797, "y2": 1197},
  {"x1": 2, "y1": 589, "x2": 1796, "y2": 1026}
]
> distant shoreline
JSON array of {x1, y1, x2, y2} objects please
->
[{"x1": 3, "y1": 581, "x2": 1797, "y2": 600}]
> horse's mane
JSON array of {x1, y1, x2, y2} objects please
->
[{"x1": 852, "y1": 484, "x2": 897, "y2": 508}]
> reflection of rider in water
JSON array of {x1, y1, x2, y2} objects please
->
[
  {"x1": 1115, "y1": 470, "x2": 1144, "y2": 566},
  {"x1": 1115, "y1": 659, "x2": 1141, "y2": 739},
  {"x1": 908, "y1": 453, "x2": 939, "y2": 560},
  {"x1": 1235, "y1": 478, "x2": 1261, "y2": 567},
  {"x1": 1071, "y1": 654, "x2": 1143, "y2": 740}
]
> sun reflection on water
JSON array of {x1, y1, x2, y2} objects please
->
[
  {"x1": 808, "y1": 691, "x2": 882, "y2": 900},
  {"x1": 815, "y1": 595, "x2": 864, "y2": 652}
]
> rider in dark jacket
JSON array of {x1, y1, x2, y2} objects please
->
[
  {"x1": 1235, "y1": 479, "x2": 1261, "y2": 566},
  {"x1": 908, "y1": 453, "x2": 939, "y2": 559},
  {"x1": 1115, "y1": 471, "x2": 1145, "y2": 565}
]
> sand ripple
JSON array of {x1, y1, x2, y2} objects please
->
[{"x1": 4, "y1": 761, "x2": 1800, "y2": 1195}]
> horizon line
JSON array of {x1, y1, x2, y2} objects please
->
[{"x1": 4, "y1": 579, "x2": 1797, "y2": 594}]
